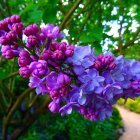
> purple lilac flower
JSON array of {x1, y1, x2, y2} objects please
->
[
  {"x1": 46, "y1": 72, "x2": 70, "y2": 98},
  {"x1": 19, "y1": 66, "x2": 31, "y2": 78},
  {"x1": 41, "y1": 24, "x2": 64, "y2": 39},
  {"x1": 67, "y1": 46, "x2": 93, "y2": 66},
  {"x1": 59, "y1": 102, "x2": 78, "y2": 116},
  {"x1": 29, "y1": 76, "x2": 47, "y2": 95},
  {"x1": 2, "y1": 15, "x2": 140, "y2": 121},
  {"x1": 67, "y1": 46, "x2": 94, "y2": 75},
  {"x1": 48, "y1": 99, "x2": 60, "y2": 113},
  {"x1": 10, "y1": 15, "x2": 21, "y2": 23},
  {"x1": 29, "y1": 60, "x2": 48, "y2": 77},
  {"x1": 131, "y1": 81, "x2": 140, "y2": 92},
  {"x1": 129, "y1": 60, "x2": 140, "y2": 80},
  {"x1": 1, "y1": 45, "x2": 19, "y2": 59},
  {"x1": 93, "y1": 53, "x2": 116, "y2": 71},
  {"x1": 103, "y1": 83, "x2": 123, "y2": 103},
  {"x1": 49, "y1": 42, "x2": 75, "y2": 61},
  {"x1": 78, "y1": 69, "x2": 104, "y2": 94},
  {"x1": 24, "y1": 24, "x2": 39, "y2": 36},
  {"x1": 26, "y1": 35, "x2": 38, "y2": 49},
  {"x1": 18, "y1": 50, "x2": 31, "y2": 67}
]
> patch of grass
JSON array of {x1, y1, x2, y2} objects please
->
[{"x1": 117, "y1": 97, "x2": 140, "y2": 113}]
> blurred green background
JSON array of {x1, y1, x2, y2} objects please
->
[{"x1": 0, "y1": 0, "x2": 140, "y2": 139}]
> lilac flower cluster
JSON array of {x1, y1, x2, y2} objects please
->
[
  {"x1": 0, "y1": 15, "x2": 23, "y2": 59},
  {"x1": 1, "y1": 15, "x2": 140, "y2": 121}
]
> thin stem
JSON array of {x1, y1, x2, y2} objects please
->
[
  {"x1": 118, "y1": 0, "x2": 124, "y2": 55},
  {"x1": 59, "y1": 0, "x2": 83, "y2": 30},
  {"x1": 65, "y1": 0, "x2": 91, "y2": 27},
  {"x1": 1, "y1": 71, "x2": 19, "y2": 81},
  {"x1": 73, "y1": 0, "x2": 96, "y2": 44},
  {"x1": 6, "y1": 88, "x2": 34, "y2": 122},
  {"x1": 46, "y1": 39, "x2": 52, "y2": 49},
  {"x1": 28, "y1": 94, "x2": 39, "y2": 109}
]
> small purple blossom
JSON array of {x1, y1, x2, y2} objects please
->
[
  {"x1": 41, "y1": 24, "x2": 64, "y2": 39},
  {"x1": 19, "y1": 66, "x2": 31, "y2": 78},
  {"x1": 26, "y1": 35, "x2": 38, "y2": 49},
  {"x1": 29, "y1": 76, "x2": 47, "y2": 95},
  {"x1": 48, "y1": 99, "x2": 60, "y2": 113},
  {"x1": 10, "y1": 15, "x2": 21, "y2": 23},
  {"x1": 1, "y1": 45, "x2": 19, "y2": 59},
  {"x1": 29, "y1": 60, "x2": 48, "y2": 77},
  {"x1": 24, "y1": 24, "x2": 39, "y2": 36},
  {"x1": 18, "y1": 50, "x2": 31, "y2": 67}
]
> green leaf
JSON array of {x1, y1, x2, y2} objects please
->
[
  {"x1": 28, "y1": 8, "x2": 43, "y2": 23},
  {"x1": 80, "y1": 27, "x2": 103, "y2": 43},
  {"x1": 0, "y1": 69, "x2": 9, "y2": 80},
  {"x1": 43, "y1": 0, "x2": 58, "y2": 23},
  {"x1": 93, "y1": 42, "x2": 102, "y2": 55}
]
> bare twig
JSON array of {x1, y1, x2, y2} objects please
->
[
  {"x1": 2, "y1": 88, "x2": 34, "y2": 140},
  {"x1": 65, "y1": 0, "x2": 91, "y2": 27},
  {"x1": 123, "y1": 27, "x2": 140, "y2": 48},
  {"x1": 73, "y1": 0, "x2": 98, "y2": 44},
  {"x1": 9, "y1": 97, "x2": 50, "y2": 140},
  {"x1": 1, "y1": 71, "x2": 19, "y2": 81},
  {"x1": 118, "y1": 0, "x2": 124, "y2": 55},
  {"x1": 59, "y1": 0, "x2": 83, "y2": 30},
  {"x1": 112, "y1": 27, "x2": 140, "y2": 54}
]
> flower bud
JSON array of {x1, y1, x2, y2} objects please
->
[
  {"x1": 5, "y1": 50, "x2": 15, "y2": 59},
  {"x1": 10, "y1": 15, "x2": 21, "y2": 23},
  {"x1": 19, "y1": 66, "x2": 31, "y2": 78},
  {"x1": 37, "y1": 33, "x2": 46, "y2": 44},
  {"x1": 0, "y1": 36, "x2": 8, "y2": 45},
  {"x1": 12, "y1": 23, "x2": 23, "y2": 35},
  {"x1": 65, "y1": 49, "x2": 74, "y2": 57},
  {"x1": 1, "y1": 45, "x2": 18, "y2": 59},
  {"x1": 24, "y1": 24, "x2": 39, "y2": 36},
  {"x1": 26, "y1": 35, "x2": 38, "y2": 49},
  {"x1": 0, "y1": 20, "x2": 8, "y2": 31},
  {"x1": 48, "y1": 101, "x2": 60, "y2": 113},
  {"x1": 4, "y1": 17, "x2": 11, "y2": 24},
  {"x1": 50, "y1": 42, "x2": 59, "y2": 51},
  {"x1": 40, "y1": 50, "x2": 52, "y2": 60},
  {"x1": 59, "y1": 42, "x2": 67, "y2": 52},
  {"x1": 109, "y1": 62, "x2": 116, "y2": 70},
  {"x1": 53, "y1": 50, "x2": 63, "y2": 60},
  {"x1": 93, "y1": 60, "x2": 101, "y2": 70},
  {"x1": 6, "y1": 31, "x2": 17, "y2": 44},
  {"x1": 80, "y1": 106, "x2": 87, "y2": 115},
  {"x1": 59, "y1": 87, "x2": 68, "y2": 96},
  {"x1": 18, "y1": 56, "x2": 31, "y2": 67},
  {"x1": 29, "y1": 60, "x2": 48, "y2": 77},
  {"x1": 19, "y1": 50, "x2": 30, "y2": 57},
  {"x1": 49, "y1": 90, "x2": 59, "y2": 98},
  {"x1": 57, "y1": 73, "x2": 71, "y2": 86}
]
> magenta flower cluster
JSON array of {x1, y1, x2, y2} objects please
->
[{"x1": 1, "y1": 15, "x2": 140, "y2": 121}]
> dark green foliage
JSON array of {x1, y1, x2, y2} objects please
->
[{"x1": 19, "y1": 107, "x2": 123, "y2": 140}]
